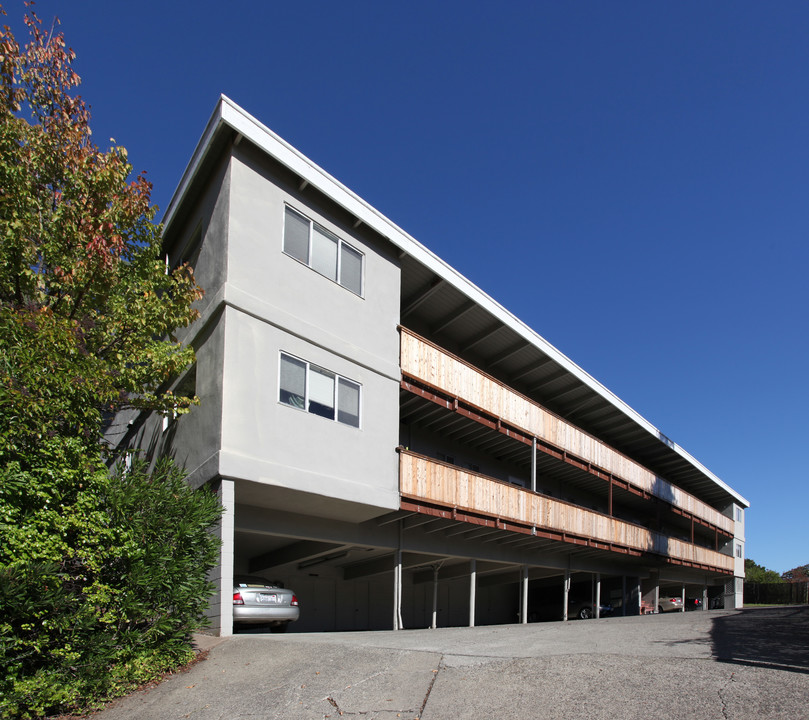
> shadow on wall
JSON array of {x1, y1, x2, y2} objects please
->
[
  {"x1": 651, "y1": 474, "x2": 676, "y2": 505},
  {"x1": 711, "y1": 606, "x2": 809, "y2": 674}
]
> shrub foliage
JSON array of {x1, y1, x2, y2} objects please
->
[
  {"x1": 0, "y1": 460, "x2": 222, "y2": 718},
  {"x1": 0, "y1": 5, "x2": 221, "y2": 718}
]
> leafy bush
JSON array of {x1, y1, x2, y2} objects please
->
[{"x1": 0, "y1": 459, "x2": 221, "y2": 719}]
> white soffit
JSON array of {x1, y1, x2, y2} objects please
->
[{"x1": 163, "y1": 95, "x2": 749, "y2": 509}]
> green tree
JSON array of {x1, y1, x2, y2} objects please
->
[
  {"x1": 0, "y1": 6, "x2": 220, "y2": 718},
  {"x1": 0, "y1": 3, "x2": 201, "y2": 445},
  {"x1": 744, "y1": 558, "x2": 784, "y2": 584}
]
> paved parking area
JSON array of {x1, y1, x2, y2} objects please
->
[{"x1": 95, "y1": 606, "x2": 809, "y2": 719}]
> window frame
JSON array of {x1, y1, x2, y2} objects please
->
[
  {"x1": 282, "y1": 206, "x2": 364, "y2": 297},
  {"x1": 278, "y1": 352, "x2": 361, "y2": 428}
]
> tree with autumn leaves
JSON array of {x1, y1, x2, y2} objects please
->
[{"x1": 0, "y1": 5, "x2": 220, "y2": 717}]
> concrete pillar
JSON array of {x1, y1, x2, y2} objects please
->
[
  {"x1": 521, "y1": 566, "x2": 529, "y2": 624},
  {"x1": 469, "y1": 559, "x2": 477, "y2": 628},
  {"x1": 208, "y1": 478, "x2": 235, "y2": 637},
  {"x1": 431, "y1": 566, "x2": 439, "y2": 629},
  {"x1": 681, "y1": 585, "x2": 686, "y2": 613},
  {"x1": 595, "y1": 573, "x2": 601, "y2": 619},
  {"x1": 654, "y1": 584, "x2": 660, "y2": 614},
  {"x1": 563, "y1": 570, "x2": 571, "y2": 622},
  {"x1": 637, "y1": 580, "x2": 642, "y2": 616},
  {"x1": 393, "y1": 550, "x2": 402, "y2": 630},
  {"x1": 702, "y1": 585, "x2": 708, "y2": 612}
]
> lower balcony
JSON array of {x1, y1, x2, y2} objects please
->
[{"x1": 399, "y1": 449, "x2": 734, "y2": 574}]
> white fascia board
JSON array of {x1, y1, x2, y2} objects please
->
[
  {"x1": 163, "y1": 95, "x2": 749, "y2": 509},
  {"x1": 162, "y1": 97, "x2": 229, "y2": 232}
]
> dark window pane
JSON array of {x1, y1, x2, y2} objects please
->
[
  {"x1": 284, "y1": 208, "x2": 309, "y2": 262},
  {"x1": 340, "y1": 244, "x2": 363, "y2": 295},
  {"x1": 280, "y1": 354, "x2": 306, "y2": 408},
  {"x1": 337, "y1": 377, "x2": 360, "y2": 427}
]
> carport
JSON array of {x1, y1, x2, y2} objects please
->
[{"x1": 225, "y1": 485, "x2": 727, "y2": 634}]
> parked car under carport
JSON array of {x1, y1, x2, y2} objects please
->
[
  {"x1": 528, "y1": 595, "x2": 613, "y2": 621},
  {"x1": 233, "y1": 575, "x2": 300, "y2": 632}
]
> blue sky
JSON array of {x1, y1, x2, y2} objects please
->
[{"x1": 10, "y1": 1, "x2": 807, "y2": 574}]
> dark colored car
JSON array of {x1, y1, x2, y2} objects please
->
[
  {"x1": 232, "y1": 575, "x2": 300, "y2": 632},
  {"x1": 529, "y1": 596, "x2": 613, "y2": 621},
  {"x1": 684, "y1": 597, "x2": 702, "y2": 611}
]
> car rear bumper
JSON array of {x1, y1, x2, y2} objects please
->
[{"x1": 233, "y1": 606, "x2": 300, "y2": 625}]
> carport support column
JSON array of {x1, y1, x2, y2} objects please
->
[
  {"x1": 681, "y1": 585, "x2": 686, "y2": 613},
  {"x1": 563, "y1": 569, "x2": 570, "y2": 622},
  {"x1": 469, "y1": 559, "x2": 477, "y2": 628},
  {"x1": 521, "y1": 565, "x2": 529, "y2": 624},
  {"x1": 702, "y1": 584, "x2": 708, "y2": 612},
  {"x1": 212, "y1": 478, "x2": 235, "y2": 637},
  {"x1": 393, "y1": 549, "x2": 403, "y2": 631},
  {"x1": 431, "y1": 566, "x2": 439, "y2": 629},
  {"x1": 595, "y1": 573, "x2": 601, "y2": 619}
]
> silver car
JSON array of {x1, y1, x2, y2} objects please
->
[
  {"x1": 233, "y1": 575, "x2": 300, "y2": 632},
  {"x1": 658, "y1": 595, "x2": 684, "y2": 613}
]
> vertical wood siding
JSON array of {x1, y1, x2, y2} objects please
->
[
  {"x1": 400, "y1": 451, "x2": 734, "y2": 573},
  {"x1": 400, "y1": 329, "x2": 733, "y2": 534}
]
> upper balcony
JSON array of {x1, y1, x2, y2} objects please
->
[{"x1": 400, "y1": 328, "x2": 734, "y2": 537}]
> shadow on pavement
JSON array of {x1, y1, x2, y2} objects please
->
[{"x1": 711, "y1": 605, "x2": 809, "y2": 673}]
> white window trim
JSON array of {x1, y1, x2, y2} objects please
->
[
  {"x1": 278, "y1": 352, "x2": 361, "y2": 428},
  {"x1": 282, "y1": 205, "x2": 364, "y2": 297}
]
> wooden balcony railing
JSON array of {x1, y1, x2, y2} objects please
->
[
  {"x1": 400, "y1": 328, "x2": 734, "y2": 535},
  {"x1": 399, "y1": 450, "x2": 734, "y2": 573}
]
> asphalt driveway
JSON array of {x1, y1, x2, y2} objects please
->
[{"x1": 94, "y1": 606, "x2": 809, "y2": 720}]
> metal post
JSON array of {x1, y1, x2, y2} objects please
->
[
  {"x1": 595, "y1": 573, "x2": 601, "y2": 619},
  {"x1": 469, "y1": 559, "x2": 477, "y2": 628},
  {"x1": 521, "y1": 566, "x2": 529, "y2": 624},
  {"x1": 431, "y1": 566, "x2": 439, "y2": 629},
  {"x1": 563, "y1": 569, "x2": 570, "y2": 622},
  {"x1": 531, "y1": 437, "x2": 537, "y2": 493}
]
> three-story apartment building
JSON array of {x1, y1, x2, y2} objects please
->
[{"x1": 116, "y1": 97, "x2": 748, "y2": 635}]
